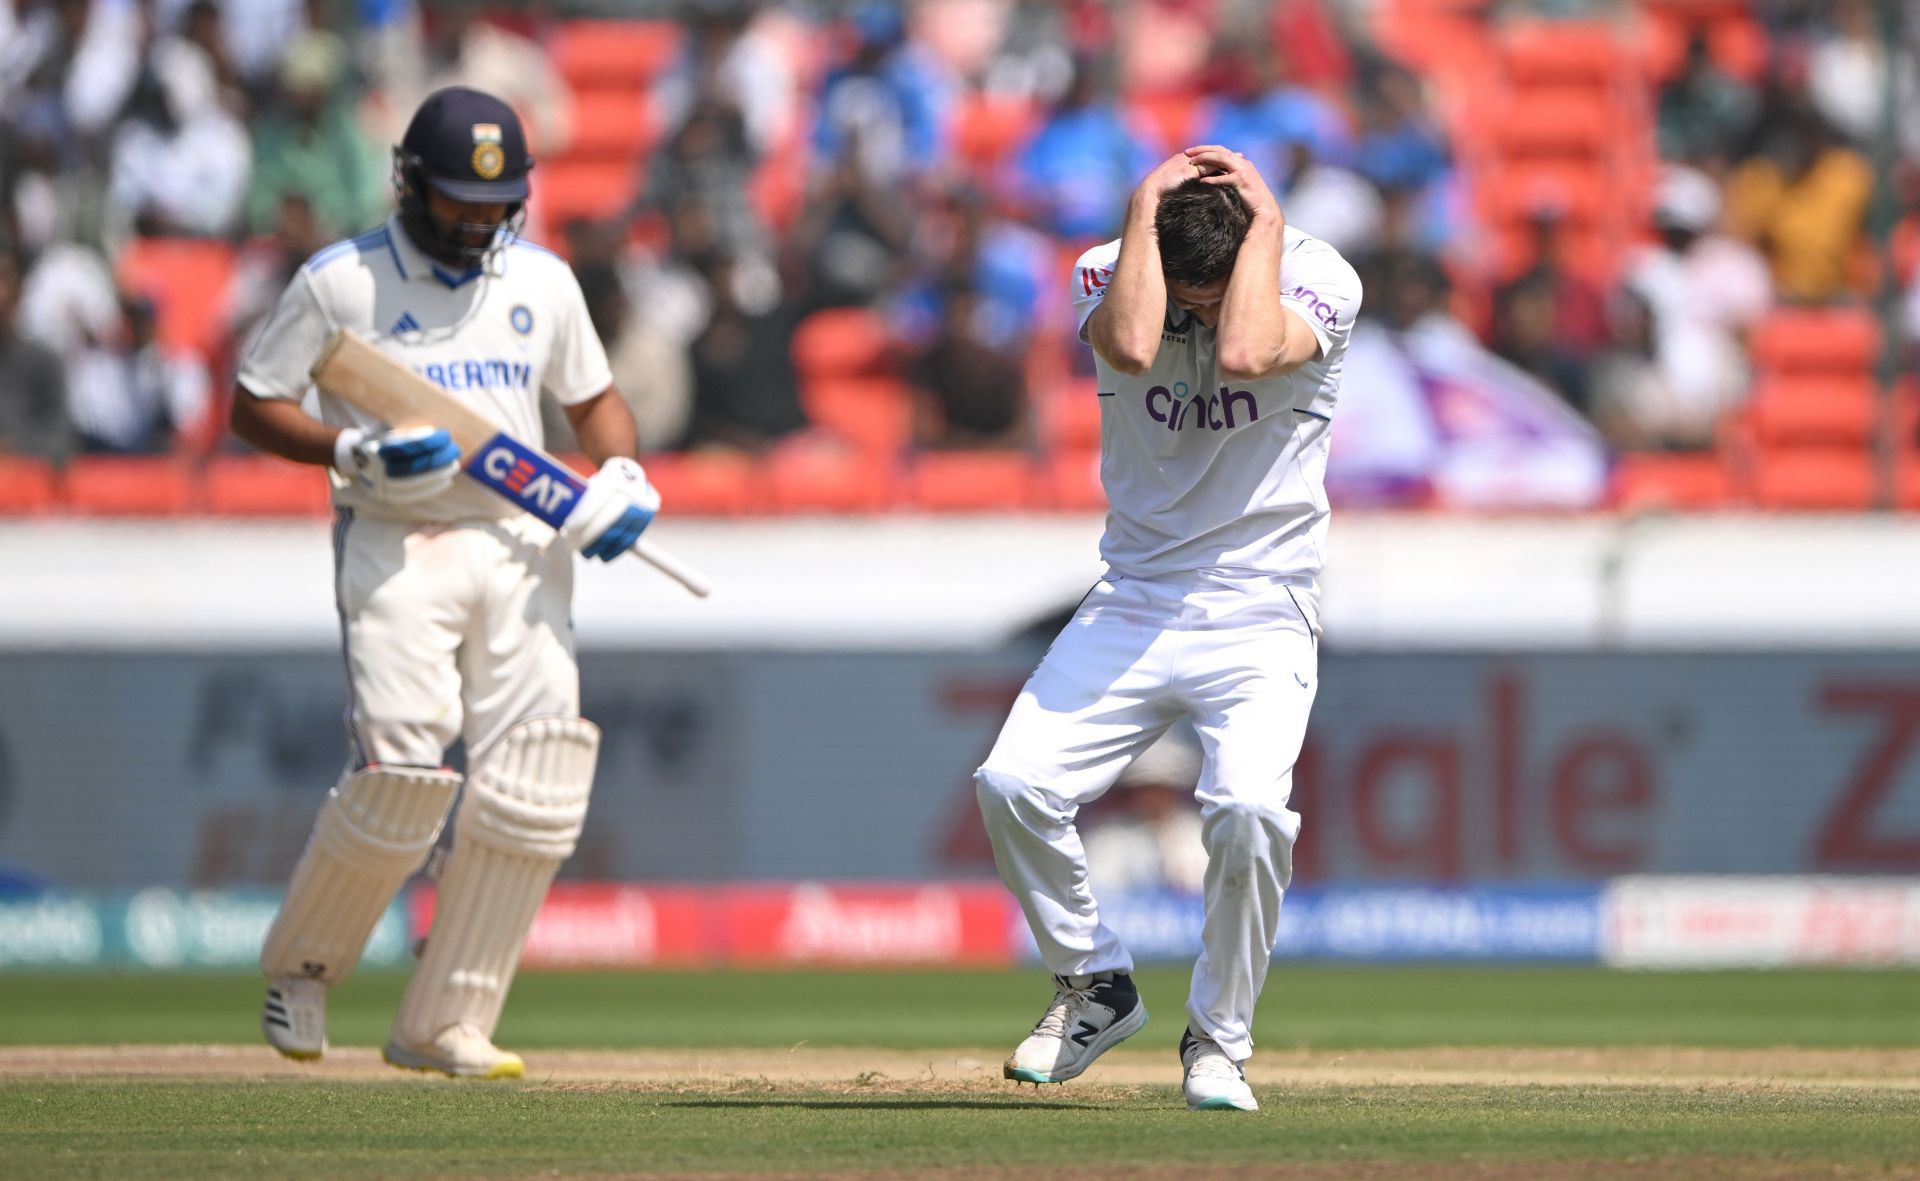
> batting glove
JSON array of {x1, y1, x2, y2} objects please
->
[
  {"x1": 334, "y1": 426, "x2": 463, "y2": 503},
  {"x1": 562, "y1": 457, "x2": 661, "y2": 562}
]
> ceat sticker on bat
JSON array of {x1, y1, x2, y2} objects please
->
[{"x1": 466, "y1": 433, "x2": 586, "y2": 529}]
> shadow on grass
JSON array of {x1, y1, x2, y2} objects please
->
[{"x1": 657, "y1": 1096, "x2": 1120, "y2": 1111}]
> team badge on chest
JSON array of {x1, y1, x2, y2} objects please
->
[{"x1": 510, "y1": 305, "x2": 534, "y2": 335}]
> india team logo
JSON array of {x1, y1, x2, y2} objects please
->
[
  {"x1": 472, "y1": 122, "x2": 505, "y2": 179},
  {"x1": 510, "y1": 305, "x2": 533, "y2": 335}
]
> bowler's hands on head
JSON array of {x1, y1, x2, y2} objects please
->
[
  {"x1": 1132, "y1": 152, "x2": 1211, "y2": 215},
  {"x1": 1184, "y1": 145, "x2": 1284, "y2": 227}
]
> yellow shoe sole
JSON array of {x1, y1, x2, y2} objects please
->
[{"x1": 382, "y1": 1043, "x2": 524, "y2": 1080}]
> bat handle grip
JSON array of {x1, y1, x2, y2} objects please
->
[{"x1": 631, "y1": 537, "x2": 713, "y2": 598}]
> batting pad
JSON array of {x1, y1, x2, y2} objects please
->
[
  {"x1": 261, "y1": 764, "x2": 461, "y2": 984},
  {"x1": 392, "y1": 716, "x2": 600, "y2": 1045}
]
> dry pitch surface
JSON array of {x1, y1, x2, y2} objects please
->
[{"x1": 4, "y1": 1042, "x2": 1919, "y2": 1091}]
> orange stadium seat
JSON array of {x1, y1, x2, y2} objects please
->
[
  {"x1": 1037, "y1": 379, "x2": 1104, "y2": 452},
  {"x1": 792, "y1": 308, "x2": 892, "y2": 379},
  {"x1": 1900, "y1": 455, "x2": 1920, "y2": 511},
  {"x1": 1488, "y1": 170, "x2": 1608, "y2": 226},
  {"x1": 202, "y1": 455, "x2": 331, "y2": 517},
  {"x1": 62, "y1": 456, "x2": 197, "y2": 516},
  {"x1": 116, "y1": 238, "x2": 236, "y2": 359},
  {"x1": 749, "y1": 145, "x2": 810, "y2": 232},
  {"x1": 953, "y1": 96, "x2": 1039, "y2": 171},
  {"x1": 1610, "y1": 452, "x2": 1738, "y2": 511},
  {"x1": 1040, "y1": 448, "x2": 1105, "y2": 512},
  {"x1": 548, "y1": 21, "x2": 681, "y2": 88},
  {"x1": 1749, "y1": 449, "x2": 1877, "y2": 511},
  {"x1": 1490, "y1": 92, "x2": 1614, "y2": 159},
  {"x1": 1373, "y1": 5, "x2": 1494, "y2": 79},
  {"x1": 1500, "y1": 21, "x2": 1627, "y2": 86},
  {"x1": 563, "y1": 89, "x2": 659, "y2": 160},
  {"x1": 1746, "y1": 376, "x2": 1880, "y2": 449},
  {"x1": 1488, "y1": 160, "x2": 1610, "y2": 213},
  {"x1": 1749, "y1": 309, "x2": 1880, "y2": 375},
  {"x1": 1641, "y1": 8, "x2": 1768, "y2": 83},
  {"x1": 904, "y1": 451, "x2": 1041, "y2": 512},
  {"x1": 530, "y1": 158, "x2": 639, "y2": 233},
  {"x1": 0, "y1": 457, "x2": 59, "y2": 514},
  {"x1": 642, "y1": 451, "x2": 760, "y2": 516},
  {"x1": 1127, "y1": 92, "x2": 1202, "y2": 155},
  {"x1": 801, "y1": 377, "x2": 913, "y2": 455},
  {"x1": 765, "y1": 443, "x2": 895, "y2": 514}
]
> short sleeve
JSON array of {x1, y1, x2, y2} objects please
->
[
  {"x1": 1071, "y1": 241, "x2": 1121, "y2": 345},
  {"x1": 1277, "y1": 236, "x2": 1364, "y2": 360},
  {"x1": 237, "y1": 269, "x2": 335, "y2": 402},
  {"x1": 544, "y1": 267, "x2": 615, "y2": 406}
]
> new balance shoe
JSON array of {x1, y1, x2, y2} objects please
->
[
  {"x1": 1003, "y1": 971, "x2": 1147, "y2": 1084},
  {"x1": 383, "y1": 1023, "x2": 525, "y2": 1080},
  {"x1": 1180, "y1": 1027, "x2": 1258, "y2": 1111},
  {"x1": 261, "y1": 977, "x2": 327, "y2": 1061}
]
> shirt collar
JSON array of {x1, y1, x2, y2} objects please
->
[{"x1": 384, "y1": 215, "x2": 505, "y2": 289}]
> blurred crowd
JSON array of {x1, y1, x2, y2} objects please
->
[{"x1": 0, "y1": 0, "x2": 1913, "y2": 478}]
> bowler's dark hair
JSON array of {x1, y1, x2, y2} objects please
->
[{"x1": 1154, "y1": 178, "x2": 1252, "y2": 288}]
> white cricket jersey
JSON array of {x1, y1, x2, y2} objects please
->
[
  {"x1": 1072, "y1": 226, "x2": 1362, "y2": 594},
  {"x1": 239, "y1": 216, "x2": 613, "y2": 523}
]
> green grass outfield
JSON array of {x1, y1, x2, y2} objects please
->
[
  {"x1": 2, "y1": 967, "x2": 1917, "y2": 1180},
  {"x1": 0, "y1": 965, "x2": 1914, "y2": 1049}
]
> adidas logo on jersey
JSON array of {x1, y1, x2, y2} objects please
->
[{"x1": 390, "y1": 311, "x2": 422, "y2": 335}]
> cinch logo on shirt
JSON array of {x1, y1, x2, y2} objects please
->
[
  {"x1": 1078, "y1": 266, "x2": 1111, "y2": 297},
  {"x1": 1145, "y1": 385, "x2": 1259, "y2": 432},
  {"x1": 414, "y1": 359, "x2": 534, "y2": 392},
  {"x1": 1285, "y1": 284, "x2": 1340, "y2": 330}
]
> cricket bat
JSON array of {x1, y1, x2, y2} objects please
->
[{"x1": 310, "y1": 329, "x2": 712, "y2": 598}]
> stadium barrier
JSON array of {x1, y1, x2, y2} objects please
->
[
  {"x1": 1602, "y1": 876, "x2": 1920, "y2": 968},
  {"x1": 0, "y1": 888, "x2": 409, "y2": 971},
  {"x1": 4, "y1": 878, "x2": 1915, "y2": 971}
]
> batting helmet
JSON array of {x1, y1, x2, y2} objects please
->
[{"x1": 392, "y1": 86, "x2": 534, "y2": 266}]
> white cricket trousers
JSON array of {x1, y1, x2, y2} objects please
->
[
  {"x1": 975, "y1": 575, "x2": 1317, "y2": 1062},
  {"x1": 333, "y1": 509, "x2": 579, "y2": 768}
]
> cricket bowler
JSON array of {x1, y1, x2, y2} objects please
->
[
  {"x1": 975, "y1": 145, "x2": 1362, "y2": 1110},
  {"x1": 230, "y1": 86, "x2": 659, "y2": 1078}
]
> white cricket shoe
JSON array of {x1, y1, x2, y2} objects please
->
[
  {"x1": 1180, "y1": 1028, "x2": 1258, "y2": 1111},
  {"x1": 262, "y1": 977, "x2": 327, "y2": 1061},
  {"x1": 383, "y1": 1023, "x2": 525, "y2": 1080},
  {"x1": 1003, "y1": 971, "x2": 1147, "y2": 1084}
]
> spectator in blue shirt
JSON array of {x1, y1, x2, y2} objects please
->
[
  {"x1": 812, "y1": 4, "x2": 952, "y2": 187},
  {"x1": 1011, "y1": 59, "x2": 1156, "y2": 242},
  {"x1": 1195, "y1": 47, "x2": 1353, "y2": 185},
  {"x1": 1352, "y1": 64, "x2": 1450, "y2": 193}
]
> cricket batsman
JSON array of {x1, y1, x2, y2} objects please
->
[
  {"x1": 230, "y1": 86, "x2": 660, "y2": 1078},
  {"x1": 976, "y1": 146, "x2": 1361, "y2": 1110}
]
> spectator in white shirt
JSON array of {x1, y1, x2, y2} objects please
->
[
  {"x1": 1619, "y1": 166, "x2": 1772, "y2": 449},
  {"x1": 18, "y1": 238, "x2": 121, "y2": 358},
  {"x1": 1275, "y1": 118, "x2": 1383, "y2": 259},
  {"x1": 107, "y1": 24, "x2": 252, "y2": 236},
  {"x1": 67, "y1": 292, "x2": 210, "y2": 453}
]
